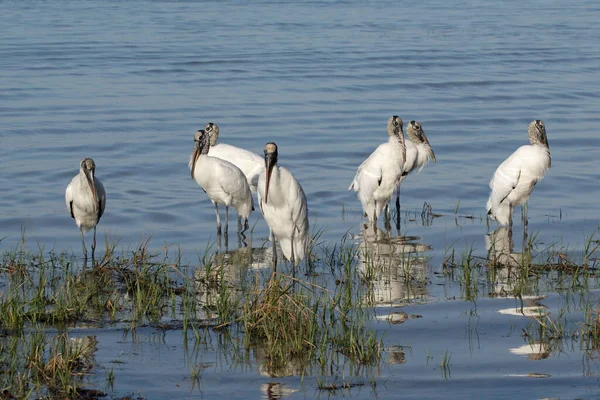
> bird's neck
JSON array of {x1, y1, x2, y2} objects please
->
[{"x1": 390, "y1": 134, "x2": 405, "y2": 150}]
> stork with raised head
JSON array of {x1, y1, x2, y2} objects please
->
[
  {"x1": 65, "y1": 158, "x2": 106, "y2": 261},
  {"x1": 393, "y1": 120, "x2": 436, "y2": 222},
  {"x1": 257, "y1": 142, "x2": 309, "y2": 269},
  {"x1": 190, "y1": 129, "x2": 253, "y2": 239},
  {"x1": 348, "y1": 116, "x2": 406, "y2": 228},
  {"x1": 204, "y1": 123, "x2": 265, "y2": 193},
  {"x1": 487, "y1": 120, "x2": 550, "y2": 228}
]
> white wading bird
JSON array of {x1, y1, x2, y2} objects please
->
[
  {"x1": 257, "y1": 142, "x2": 309, "y2": 268},
  {"x1": 394, "y1": 120, "x2": 436, "y2": 212},
  {"x1": 204, "y1": 123, "x2": 265, "y2": 193},
  {"x1": 349, "y1": 116, "x2": 406, "y2": 227},
  {"x1": 190, "y1": 129, "x2": 253, "y2": 237},
  {"x1": 487, "y1": 120, "x2": 550, "y2": 227},
  {"x1": 65, "y1": 158, "x2": 106, "y2": 260}
]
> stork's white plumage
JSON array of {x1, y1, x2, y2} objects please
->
[
  {"x1": 190, "y1": 129, "x2": 253, "y2": 236},
  {"x1": 205, "y1": 123, "x2": 264, "y2": 193},
  {"x1": 257, "y1": 142, "x2": 309, "y2": 267},
  {"x1": 65, "y1": 157, "x2": 106, "y2": 260},
  {"x1": 487, "y1": 120, "x2": 550, "y2": 226},
  {"x1": 349, "y1": 116, "x2": 406, "y2": 224}
]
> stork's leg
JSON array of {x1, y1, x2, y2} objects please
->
[
  {"x1": 522, "y1": 202, "x2": 529, "y2": 252},
  {"x1": 384, "y1": 202, "x2": 392, "y2": 232},
  {"x1": 224, "y1": 206, "x2": 229, "y2": 238},
  {"x1": 290, "y1": 232, "x2": 296, "y2": 279},
  {"x1": 80, "y1": 228, "x2": 87, "y2": 261},
  {"x1": 372, "y1": 201, "x2": 378, "y2": 231},
  {"x1": 224, "y1": 207, "x2": 229, "y2": 250},
  {"x1": 91, "y1": 226, "x2": 97, "y2": 263},
  {"x1": 272, "y1": 237, "x2": 278, "y2": 272},
  {"x1": 214, "y1": 203, "x2": 221, "y2": 236},
  {"x1": 395, "y1": 188, "x2": 401, "y2": 230}
]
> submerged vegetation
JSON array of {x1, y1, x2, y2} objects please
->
[{"x1": 1, "y1": 222, "x2": 600, "y2": 398}]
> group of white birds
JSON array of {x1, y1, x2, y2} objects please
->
[{"x1": 65, "y1": 117, "x2": 550, "y2": 264}]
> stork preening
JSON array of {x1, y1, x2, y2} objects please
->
[
  {"x1": 349, "y1": 116, "x2": 406, "y2": 229},
  {"x1": 393, "y1": 120, "x2": 436, "y2": 224},
  {"x1": 486, "y1": 120, "x2": 550, "y2": 229},
  {"x1": 204, "y1": 123, "x2": 265, "y2": 193},
  {"x1": 257, "y1": 142, "x2": 309, "y2": 270},
  {"x1": 65, "y1": 157, "x2": 106, "y2": 261},
  {"x1": 190, "y1": 129, "x2": 253, "y2": 242}
]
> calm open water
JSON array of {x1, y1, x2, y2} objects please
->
[{"x1": 1, "y1": 0, "x2": 600, "y2": 399}]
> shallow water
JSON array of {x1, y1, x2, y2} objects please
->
[{"x1": 2, "y1": 0, "x2": 600, "y2": 398}]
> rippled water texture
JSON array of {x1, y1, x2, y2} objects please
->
[{"x1": 1, "y1": 0, "x2": 600, "y2": 398}]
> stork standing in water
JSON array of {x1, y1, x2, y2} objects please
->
[
  {"x1": 204, "y1": 123, "x2": 264, "y2": 193},
  {"x1": 65, "y1": 158, "x2": 106, "y2": 261},
  {"x1": 392, "y1": 120, "x2": 436, "y2": 227},
  {"x1": 257, "y1": 142, "x2": 309, "y2": 270},
  {"x1": 190, "y1": 129, "x2": 253, "y2": 243},
  {"x1": 349, "y1": 116, "x2": 406, "y2": 229},
  {"x1": 487, "y1": 120, "x2": 550, "y2": 230}
]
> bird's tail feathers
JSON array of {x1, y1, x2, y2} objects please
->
[{"x1": 488, "y1": 198, "x2": 511, "y2": 226}]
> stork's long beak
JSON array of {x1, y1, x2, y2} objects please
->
[
  {"x1": 190, "y1": 143, "x2": 201, "y2": 180},
  {"x1": 264, "y1": 153, "x2": 275, "y2": 204},
  {"x1": 85, "y1": 168, "x2": 98, "y2": 213},
  {"x1": 422, "y1": 136, "x2": 436, "y2": 162},
  {"x1": 399, "y1": 126, "x2": 406, "y2": 163}
]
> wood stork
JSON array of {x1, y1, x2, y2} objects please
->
[
  {"x1": 257, "y1": 142, "x2": 309, "y2": 269},
  {"x1": 65, "y1": 158, "x2": 106, "y2": 261},
  {"x1": 486, "y1": 120, "x2": 550, "y2": 228},
  {"x1": 348, "y1": 116, "x2": 406, "y2": 228},
  {"x1": 190, "y1": 129, "x2": 253, "y2": 239},
  {"x1": 393, "y1": 120, "x2": 436, "y2": 216},
  {"x1": 204, "y1": 123, "x2": 265, "y2": 193}
]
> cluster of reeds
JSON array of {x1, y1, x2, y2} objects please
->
[{"x1": 0, "y1": 231, "x2": 388, "y2": 397}]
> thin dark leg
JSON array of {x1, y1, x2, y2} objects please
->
[
  {"x1": 80, "y1": 228, "x2": 87, "y2": 261},
  {"x1": 290, "y1": 232, "x2": 296, "y2": 279},
  {"x1": 522, "y1": 202, "x2": 529, "y2": 252},
  {"x1": 372, "y1": 201, "x2": 378, "y2": 231},
  {"x1": 91, "y1": 226, "x2": 97, "y2": 263},
  {"x1": 237, "y1": 216, "x2": 242, "y2": 248},
  {"x1": 384, "y1": 202, "x2": 392, "y2": 232},
  {"x1": 224, "y1": 206, "x2": 229, "y2": 241},
  {"x1": 395, "y1": 189, "x2": 401, "y2": 230},
  {"x1": 272, "y1": 238, "x2": 278, "y2": 272},
  {"x1": 214, "y1": 203, "x2": 221, "y2": 236}
]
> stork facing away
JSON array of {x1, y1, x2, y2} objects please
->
[
  {"x1": 487, "y1": 120, "x2": 551, "y2": 231},
  {"x1": 349, "y1": 116, "x2": 406, "y2": 230}
]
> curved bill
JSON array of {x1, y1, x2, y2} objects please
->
[
  {"x1": 421, "y1": 134, "x2": 436, "y2": 162},
  {"x1": 190, "y1": 146, "x2": 201, "y2": 179},
  {"x1": 264, "y1": 153, "x2": 275, "y2": 204},
  {"x1": 85, "y1": 169, "x2": 98, "y2": 213}
]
